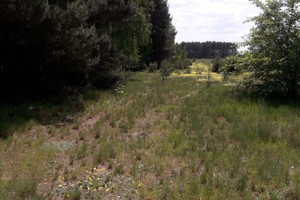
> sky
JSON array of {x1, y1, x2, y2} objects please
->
[{"x1": 168, "y1": 0, "x2": 261, "y2": 43}]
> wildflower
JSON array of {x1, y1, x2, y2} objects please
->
[
  {"x1": 132, "y1": 180, "x2": 135, "y2": 184},
  {"x1": 106, "y1": 188, "x2": 109, "y2": 192},
  {"x1": 105, "y1": 184, "x2": 107, "y2": 188},
  {"x1": 98, "y1": 187, "x2": 103, "y2": 191},
  {"x1": 135, "y1": 190, "x2": 139, "y2": 195},
  {"x1": 93, "y1": 167, "x2": 97, "y2": 171},
  {"x1": 88, "y1": 186, "x2": 90, "y2": 191},
  {"x1": 80, "y1": 185, "x2": 83, "y2": 190},
  {"x1": 71, "y1": 184, "x2": 75, "y2": 187},
  {"x1": 94, "y1": 189, "x2": 97, "y2": 192},
  {"x1": 67, "y1": 194, "x2": 70, "y2": 198},
  {"x1": 101, "y1": 168, "x2": 105, "y2": 172},
  {"x1": 59, "y1": 185, "x2": 62, "y2": 188}
]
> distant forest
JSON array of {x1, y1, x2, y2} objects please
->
[{"x1": 178, "y1": 41, "x2": 238, "y2": 59}]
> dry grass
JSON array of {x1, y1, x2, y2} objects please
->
[{"x1": 0, "y1": 61, "x2": 299, "y2": 199}]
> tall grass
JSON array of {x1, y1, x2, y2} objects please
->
[{"x1": 0, "y1": 67, "x2": 299, "y2": 199}]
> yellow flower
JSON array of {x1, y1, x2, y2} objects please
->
[
  {"x1": 80, "y1": 185, "x2": 83, "y2": 190},
  {"x1": 67, "y1": 194, "x2": 70, "y2": 197},
  {"x1": 59, "y1": 185, "x2": 62, "y2": 187},
  {"x1": 93, "y1": 167, "x2": 97, "y2": 171},
  {"x1": 98, "y1": 187, "x2": 103, "y2": 191},
  {"x1": 135, "y1": 190, "x2": 139, "y2": 195},
  {"x1": 106, "y1": 188, "x2": 109, "y2": 192},
  {"x1": 94, "y1": 189, "x2": 97, "y2": 192},
  {"x1": 71, "y1": 184, "x2": 75, "y2": 187},
  {"x1": 87, "y1": 186, "x2": 90, "y2": 191},
  {"x1": 101, "y1": 168, "x2": 105, "y2": 172}
]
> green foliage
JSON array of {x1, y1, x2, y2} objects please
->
[
  {"x1": 173, "y1": 48, "x2": 192, "y2": 70},
  {"x1": 1, "y1": 178, "x2": 41, "y2": 199},
  {"x1": 150, "y1": 0, "x2": 176, "y2": 66},
  {"x1": 241, "y1": 0, "x2": 300, "y2": 98},
  {"x1": 160, "y1": 59, "x2": 175, "y2": 81},
  {"x1": 64, "y1": 189, "x2": 81, "y2": 200},
  {"x1": 77, "y1": 143, "x2": 88, "y2": 159},
  {"x1": 212, "y1": 52, "x2": 224, "y2": 73},
  {"x1": 0, "y1": 0, "x2": 173, "y2": 98},
  {"x1": 148, "y1": 62, "x2": 158, "y2": 73},
  {"x1": 93, "y1": 142, "x2": 117, "y2": 165}
]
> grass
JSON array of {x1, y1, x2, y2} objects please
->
[{"x1": 0, "y1": 60, "x2": 299, "y2": 199}]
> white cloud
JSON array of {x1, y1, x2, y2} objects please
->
[{"x1": 168, "y1": 0, "x2": 260, "y2": 43}]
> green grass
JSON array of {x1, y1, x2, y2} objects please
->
[{"x1": 0, "y1": 61, "x2": 299, "y2": 199}]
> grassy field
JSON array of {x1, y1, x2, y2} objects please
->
[{"x1": 0, "y1": 61, "x2": 299, "y2": 199}]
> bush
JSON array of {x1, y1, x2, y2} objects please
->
[
  {"x1": 148, "y1": 62, "x2": 158, "y2": 72},
  {"x1": 160, "y1": 59, "x2": 174, "y2": 81}
]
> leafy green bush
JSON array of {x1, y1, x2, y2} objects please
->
[{"x1": 160, "y1": 59, "x2": 174, "y2": 81}]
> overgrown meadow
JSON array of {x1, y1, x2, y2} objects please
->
[{"x1": 0, "y1": 61, "x2": 299, "y2": 199}]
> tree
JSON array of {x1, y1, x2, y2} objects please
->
[
  {"x1": 150, "y1": 0, "x2": 176, "y2": 66},
  {"x1": 178, "y1": 41, "x2": 238, "y2": 59},
  {"x1": 0, "y1": 0, "x2": 156, "y2": 98},
  {"x1": 243, "y1": 0, "x2": 300, "y2": 98},
  {"x1": 212, "y1": 51, "x2": 223, "y2": 72}
]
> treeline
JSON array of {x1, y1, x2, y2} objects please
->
[
  {"x1": 178, "y1": 41, "x2": 237, "y2": 59},
  {"x1": 0, "y1": 0, "x2": 176, "y2": 99}
]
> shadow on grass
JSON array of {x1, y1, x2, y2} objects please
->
[
  {"x1": 0, "y1": 89, "x2": 103, "y2": 139},
  {"x1": 236, "y1": 92, "x2": 300, "y2": 109}
]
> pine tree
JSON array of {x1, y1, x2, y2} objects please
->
[{"x1": 150, "y1": 0, "x2": 176, "y2": 66}]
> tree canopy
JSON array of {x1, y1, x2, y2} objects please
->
[
  {"x1": 241, "y1": 0, "x2": 300, "y2": 98},
  {"x1": 0, "y1": 0, "x2": 176, "y2": 99}
]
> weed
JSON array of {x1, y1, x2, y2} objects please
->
[
  {"x1": 72, "y1": 123, "x2": 79, "y2": 130},
  {"x1": 78, "y1": 132, "x2": 84, "y2": 141},
  {"x1": 95, "y1": 130, "x2": 100, "y2": 139},
  {"x1": 113, "y1": 164, "x2": 125, "y2": 175},
  {"x1": 237, "y1": 174, "x2": 248, "y2": 192},
  {"x1": 2, "y1": 178, "x2": 40, "y2": 199},
  {"x1": 93, "y1": 142, "x2": 117, "y2": 165},
  {"x1": 77, "y1": 143, "x2": 88, "y2": 159}
]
